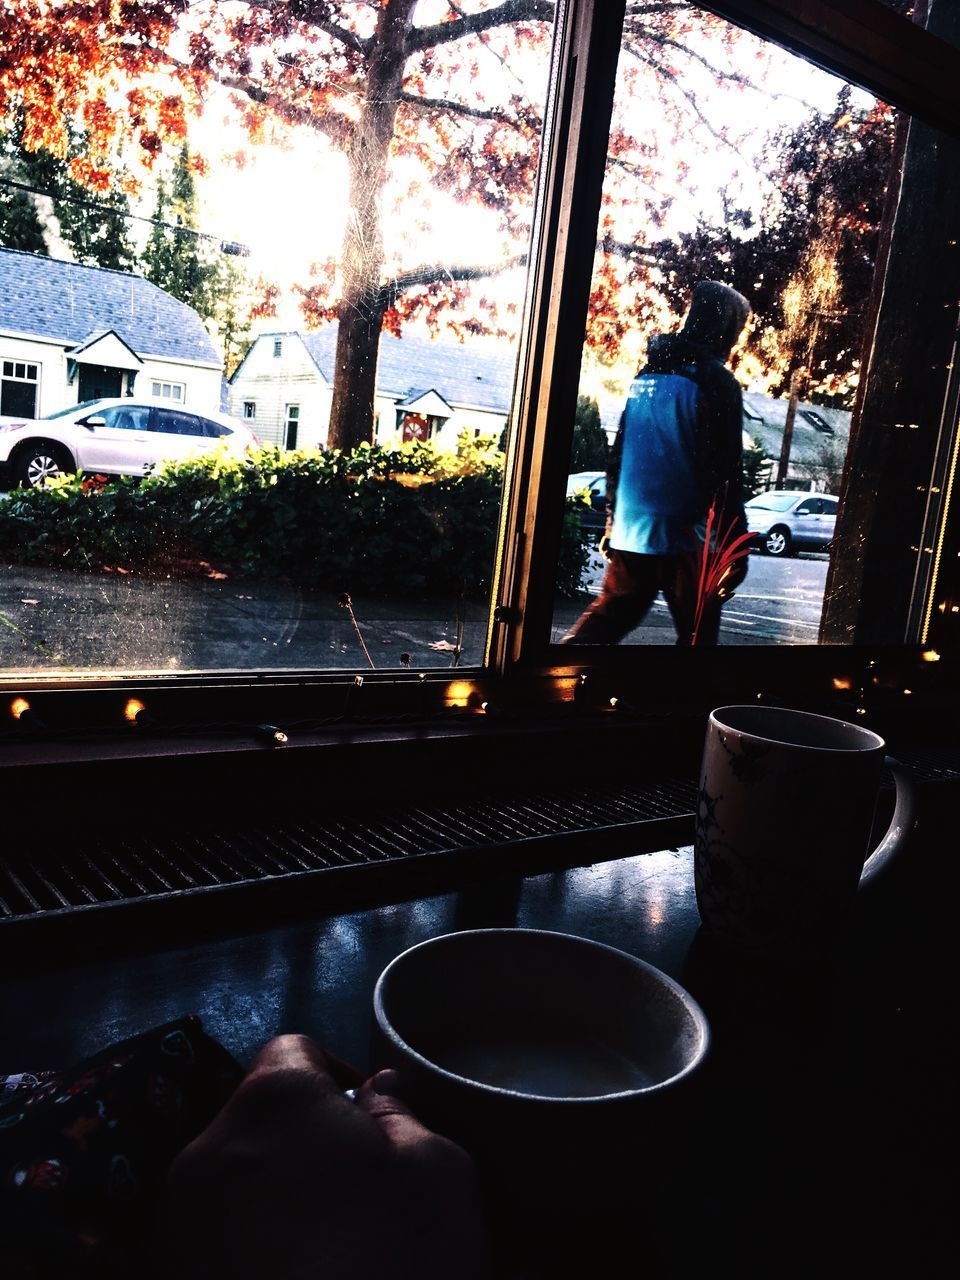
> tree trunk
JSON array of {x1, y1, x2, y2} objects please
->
[
  {"x1": 776, "y1": 370, "x2": 802, "y2": 489},
  {"x1": 326, "y1": 0, "x2": 417, "y2": 453}
]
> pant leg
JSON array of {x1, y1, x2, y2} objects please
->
[
  {"x1": 661, "y1": 551, "x2": 722, "y2": 646},
  {"x1": 561, "y1": 550, "x2": 661, "y2": 644}
]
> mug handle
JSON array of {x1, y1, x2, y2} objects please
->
[{"x1": 859, "y1": 756, "x2": 918, "y2": 889}]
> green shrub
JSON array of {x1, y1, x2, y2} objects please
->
[{"x1": 0, "y1": 441, "x2": 590, "y2": 597}]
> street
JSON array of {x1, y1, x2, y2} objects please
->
[
  {"x1": 2, "y1": 549, "x2": 827, "y2": 675},
  {"x1": 550, "y1": 547, "x2": 828, "y2": 646}
]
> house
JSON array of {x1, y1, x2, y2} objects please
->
[
  {"x1": 741, "y1": 391, "x2": 852, "y2": 492},
  {"x1": 0, "y1": 247, "x2": 223, "y2": 419},
  {"x1": 227, "y1": 326, "x2": 518, "y2": 451}
]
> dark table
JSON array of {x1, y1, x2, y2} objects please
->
[{"x1": 1, "y1": 814, "x2": 954, "y2": 1278}]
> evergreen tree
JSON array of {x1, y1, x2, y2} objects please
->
[
  {"x1": 0, "y1": 112, "x2": 135, "y2": 268},
  {"x1": 143, "y1": 145, "x2": 219, "y2": 317},
  {"x1": 571, "y1": 395, "x2": 608, "y2": 471},
  {"x1": 0, "y1": 179, "x2": 48, "y2": 253},
  {"x1": 143, "y1": 144, "x2": 253, "y2": 374}
]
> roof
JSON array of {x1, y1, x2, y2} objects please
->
[
  {"x1": 290, "y1": 325, "x2": 518, "y2": 413},
  {"x1": 0, "y1": 247, "x2": 221, "y2": 367},
  {"x1": 741, "y1": 391, "x2": 851, "y2": 468}
]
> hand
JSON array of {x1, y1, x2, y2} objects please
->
[
  {"x1": 160, "y1": 1035, "x2": 490, "y2": 1280},
  {"x1": 598, "y1": 533, "x2": 612, "y2": 561}
]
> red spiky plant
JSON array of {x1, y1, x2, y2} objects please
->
[{"x1": 691, "y1": 490, "x2": 754, "y2": 645}]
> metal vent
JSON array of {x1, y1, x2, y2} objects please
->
[{"x1": 0, "y1": 777, "x2": 698, "y2": 926}]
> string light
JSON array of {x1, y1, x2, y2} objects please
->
[
  {"x1": 922, "y1": 648, "x2": 941, "y2": 662},
  {"x1": 9, "y1": 697, "x2": 30, "y2": 720},
  {"x1": 254, "y1": 724, "x2": 288, "y2": 746}
]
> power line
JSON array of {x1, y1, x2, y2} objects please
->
[{"x1": 0, "y1": 176, "x2": 249, "y2": 255}]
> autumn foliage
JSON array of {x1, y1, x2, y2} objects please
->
[{"x1": 1, "y1": 2, "x2": 896, "y2": 445}]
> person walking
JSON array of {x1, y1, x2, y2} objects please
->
[{"x1": 563, "y1": 279, "x2": 751, "y2": 646}]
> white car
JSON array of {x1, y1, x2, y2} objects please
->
[{"x1": 0, "y1": 397, "x2": 260, "y2": 488}]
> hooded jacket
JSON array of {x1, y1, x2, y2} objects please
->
[{"x1": 606, "y1": 282, "x2": 749, "y2": 556}]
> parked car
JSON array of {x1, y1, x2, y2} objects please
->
[
  {"x1": 566, "y1": 470, "x2": 608, "y2": 533},
  {"x1": 744, "y1": 489, "x2": 839, "y2": 557},
  {"x1": 0, "y1": 397, "x2": 259, "y2": 488}
]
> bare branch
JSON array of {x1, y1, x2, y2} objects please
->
[
  {"x1": 406, "y1": 0, "x2": 555, "y2": 54},
  {"x1": 240, "y1": 1, "x2": 372, "y2": 57},
  {"x1": 379, "y1": 253, "x2": 528, "y2": 306},
  {"x1": 399, "y1": 90, "x2": 533, "y2": 131},
  {"x1": 600, "y1": 234, "x2": 660, "y2": 264}
]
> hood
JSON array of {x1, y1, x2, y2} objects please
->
[{"x1": 680, "y1": 280, "x2": 750, "y2": 359}]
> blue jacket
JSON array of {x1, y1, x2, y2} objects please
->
[{"x1": 607, "y1": 333, "x2": 745, "y2": 556}]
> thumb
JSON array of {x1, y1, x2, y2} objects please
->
[{"x1": 355, "y1": 1069, "x2": 438, "y2": 1151}]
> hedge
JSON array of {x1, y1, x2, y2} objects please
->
[{"x1": 0, "y1": 440, "x2": 592, "y2": 598}]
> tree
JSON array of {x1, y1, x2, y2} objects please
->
[
  {"x1": 0, "y1": 112, "x2": 136, "y2": 268},
  {"x1": 0, "y1": 179, "x2": 47, "y2": 254},
  {"x1": 648, "y1": 88, "x2": 896, "y2": 406},
  {"x1": 1, "y1": 1, "x2": 787, "y2": 452},
  {"x1": 570, "y1": 395, "x2": 608, "y2": 471},
  {"x1": 143, "y1": 144, "x2": 254, "y2": 373}
]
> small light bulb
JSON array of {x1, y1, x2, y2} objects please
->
[
  {"x1": 922, "y1": 649, "x2": 941, "y2": 663},
  {"x1": 10, "y1": 697, "x2": 30, "y2": 721},
  {"x1": 609, "y1": 696, "x2": 618, "y2": 708},
  {"x1": 124, "y1": 698, "x2": 147, "y2": 723}
]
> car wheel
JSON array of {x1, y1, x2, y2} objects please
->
[
  {"x1": 12, "y1": 441, "x2": 75, "y2": 488},
  {"x1": 764, "y1": 525, "x2": 791, "y2": 557}
]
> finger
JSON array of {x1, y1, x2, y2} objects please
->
[{"x1": 355, "y1": 1070, "x2": 439, "y2": 1150}]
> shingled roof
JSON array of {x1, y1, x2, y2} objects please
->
[
  {"x1": 0, "y1": 247, "x2": 221, "y2": 367},
  {"x1": 295, "y1": 325, "x2": 518, "y2": 413}
]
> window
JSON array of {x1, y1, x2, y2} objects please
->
[
  {"x1": 284, "y1": 405, "x2": 299, "y2": 450},
  {"x1": 152, "y1": 408, "x2": 205, "y2": 437},
  {"x1": 799, "y1": 409, "x2": 834, "y2": 435},
  {"x1": 243, "y1": 402, "x2": 256, "y2": 420},
  {"x1": 1, "y1": 358, "x2": 39, "y2": 417},
  {"x1": 93, "y1": 405, "x2": 151, "y2": 431},
  {"x1": 150, "y1": 380, "x2": 185, "y2": 402},
  {"x1": 273, "y1": 339, "x2": 283, "y2": 359},
  {"x1": 535, "y1": 1, "x2": 960, "y2": 656},
  {"x1": 200, "y1": 417, "x2": 232, "y2": 439}
]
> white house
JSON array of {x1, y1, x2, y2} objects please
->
[
  {"x1": 0, "y1": 247, "x2": 223, "y2": 419},
  {"x1": 228, "y1": 326, "x2": 517, "y2": 451}
]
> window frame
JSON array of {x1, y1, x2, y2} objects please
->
[
  {"x1": 1, "y1": 356, "x2": 40, "y2": 417},
  {"x1": 3, "y1": 0, "x2": 960, "y2": 740}
]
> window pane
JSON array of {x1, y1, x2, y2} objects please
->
[
  {"x1": 98, "y1": 405, "x2": 151, "y2": 431},
  {"x1": 0, "y1": 0, "x2": 556, "y2": 676},
  {"x1": 551, "y1": 2, "x2": 947, "y2": 650}
]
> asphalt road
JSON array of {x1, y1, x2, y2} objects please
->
[
  {"x1": 1, "y1": 551, "x2": 827, "y2": 675},
  {"x1": 550, "y1": 547, "x2": 828, "y2": 647}
]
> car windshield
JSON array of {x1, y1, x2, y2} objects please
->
[
  {"x1": 43, "y1": 399, "x2": 102, "y2": 420},
  {"x1": 746, "y1": 492, "x2": 806, "y2": 511}
]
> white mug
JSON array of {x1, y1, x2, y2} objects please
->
[{"x1": 694, "y1": 705, "x2": 916, "y2": 953}]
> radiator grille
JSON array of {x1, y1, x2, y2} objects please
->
[{"x1": 0, "y1": 777, "x2": 698, "y2": 924}]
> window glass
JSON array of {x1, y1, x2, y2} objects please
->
[
  {"x1": 200, "y1": 417, "x2": 232, "y2": 439},
  {"x1": 0, "y1": 1, "x2": 556, "y2": 677},
  {"x1": 152, "y1": 409, "x2": 205, "y2": 437},
  {"x1": 550, "y1": 1, "x2": 946, "y2": 650},
  {"x1": 95, "y1": 405, "x2": 151, "y2": 431}
]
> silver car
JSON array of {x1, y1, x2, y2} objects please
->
[
  {"x1": 744, "y1": 490, "x2": 839, "y2": 557},
  {"x1": 0, "y1": 397, "x2": 259, "y2": 488}
]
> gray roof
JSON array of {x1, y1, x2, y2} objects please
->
[
  {"x1": 0, "y1": 247, "x2": 221, "y2": 367},
  {"x1": 294, "y1": 325, "x2": 518, "y2": 413},
  {"x1": 741, "y1": 391, "x2": 851, "y2": 468}
]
